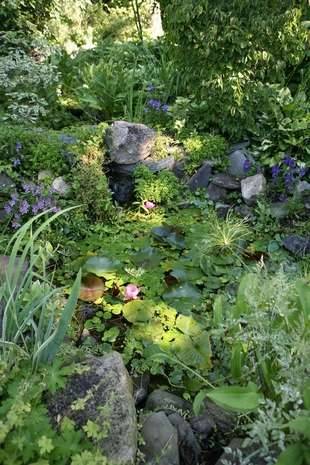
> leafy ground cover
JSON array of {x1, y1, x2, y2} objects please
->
[{"x1": 0, "y1": 1, "x2": 309, "y2": 464}]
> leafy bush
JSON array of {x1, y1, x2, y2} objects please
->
[
  {"x1": 182, "y1": 133, "x2": 228, "y2": 174},
  {"x1": 159, "y1": 0, "x2": 309, "y2": 139},
  {"x1": 0, "y1": 48, "x2": 60, "y2": 123},
  {"x1": 0, "y1": 357, "x2": 107, "y2": 465},
  {"x1": 134, "y1": 165, "x2": 180, "y2": 204}
]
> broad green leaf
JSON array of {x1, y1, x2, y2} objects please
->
[
  {"x1": 206, "y1": 384, "x2": 262, "y2": 412},
  {"x1": 303, "y1": 384, "x2": 310, "y2": 410},
  {"x1": 123, "y1": 300, "x2": 155, "y2": 323},
  {"x1": 288, "y1": 416, "x2": 310, "y2": 439},
  {"x1": 275, "y1": 443, "x2": 304, "y2": 465},
  {"x1": 151, "y1": 226, "x2": 185, "y2": 250},
  {"x1": 83, "y1": 256, "x2": 121, "y2": 277},
  {"x1": 234, "y1": 273, "x2": 258, "y2": 318},
  {"x1": 296, "y1": 280, "x2": 310, "y2": 318},
  {"x1": 176, "y1": 314, "x2": 203, "y2": 336},
  {"x1": 231, "y1": 342, "x2": 243, "y2": 380},
  {"x1": 163, "y1": 283, "x2": 201, "y2": 301},
  {"x1": 213, "y1": 294, "x2": 224, "y2": 327}
]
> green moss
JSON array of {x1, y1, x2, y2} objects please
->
[
  {"x1": 183, "y1": 133, "x2": 228, "y2": 175},
  {"x1": 134, "y1": 165, "x2": 181, "y2": 204}
]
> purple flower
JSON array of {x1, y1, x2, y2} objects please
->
[
  {"x1": 124, "y1": 284, "x2": 140, "y2": 301},
  {"x1": 243, "y1": 159, "x2": 251, "y2": 172},
  {"x1": 161, "y1": 104, "x2": 169, "y2": 113},
  {"x1": 284, "y1": 172, "x2": 294, "y2": 186},
  {"x1": 11, "y1": 193, "x2": 19, "y2": 201},
  {"x1": 22, "y1": 183, "x2": 32, "y2": 193},
  {"x1": 15, "y1": 142, "x2": 22, "y2": 152},
  {"x1": 148, "y1": 99, "x2": 161, "y2": 111},
  {"x1": 271, "y1": 165, "x2": 281, "y2": 178},
  {"x1": 12, "y1": 220, "x2": 21, "y2": 230},
  {"x1": 146, "y1": 84, "x2": 155, "y2": 92},
  {"x1": 19, "y1": 200, "x2": 30, "y2": 215},
  {"x1": 283, "y1": 155, "x2": 296, "y2": 169},
  {"x1": 12, "y1": 158, "x2": 21, "y2": 167},
  {"x1": 4, "y1": 203, "x2": 12, "y2": 214}
]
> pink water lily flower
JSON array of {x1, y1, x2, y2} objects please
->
[
  {"x1": 124, "y1": 284, "x2": 140, "y2": 301},
  {"x1": 144, "y1": 201, "x2": 156, "y2": 210}
]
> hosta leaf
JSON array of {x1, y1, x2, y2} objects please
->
[
  {"x1": 206, "y1": 384, "x2": 262, "y2": 412},
  {"x1": 83, "y1": 256, "x2": 121, "y2": 277},
  {"x1": 176, "y1": 314, "x2": 203, "y2": 336},
  {"x1": 163, "y1": 283, "x2": 202, "y2": 312}
]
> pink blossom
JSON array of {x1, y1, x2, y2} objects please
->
[
  {"x1": 144, "y1": 201, "x2": 156, "y2": 209},
  {"x1": 124, "y1": 284, "x2": 140, "y2": 301}
]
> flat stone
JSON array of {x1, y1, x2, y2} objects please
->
[
  {"x1": 52, "y1": 177, "x2": 71, "y2": 196},
  {"x1": 282, "y1": 235, "x2": 310, "y2": 257},
  {"x1": 188, "y1": 162, "x2": 212, "y2": 191},
  {"x1": 141, "y1": 412, "x2": 179, "y2": 465},
  {"x1": 207, "y1": 183, "x2": 227, "y2": 201},
  {"x1": 212, "y1": 174, "x2": 240, "y2": 190},
  {"x1": 168, "y1": 412, "x2": 201, "y2": 465},
  {"x1": 144, "y1": 155, "x2": 176, "y2": 172},
  {"x1": 145, "y1": 389, "x2": 192, "y2": 414},
  {"x1": 241, "y1": 174, "x2": 266, "y2": 205},
  {"x1": 47, "y1": 352, "x2": 137, "y2": 465},
  {"x1": 105, "y1": 121, "x2": 156, "y2": 164}
]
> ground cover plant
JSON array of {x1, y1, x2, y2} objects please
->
[{"x1": 0, "y1": 1, "x2": 309, "y2": 464}]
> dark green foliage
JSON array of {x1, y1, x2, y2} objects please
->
[{"x1": 159, "y1": 0, "x2": 309, "y2": 139}]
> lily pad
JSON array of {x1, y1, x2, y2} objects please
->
[
  {"x1": 79, "y1": 274, "x2": 105, "y2": 302},
  {"x1": 123, "y1": 300, "x2": 155, "y2": 323},
  {"x1": 83, "y1": 256, "x2": 121, "y2": 277},
  {"x1": 131, "y1": 247, "x2": 162, "y2": 269},
  {"x1": 163, "y1": 283, "x2": 202, "y2": 312},
  {"x1": 151, "y1": 226, "x2": 185, "y2": 250}
]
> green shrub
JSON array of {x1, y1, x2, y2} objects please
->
[
  {"x1": 134, "y1": 165, "x2": 180, "y2": 204},
  {"x1": 159, "y1": 0, "x2": 309, "y2": 139},
  {"x1": 0, "y1": 357, "x2": 107, "y2": 465},
  {"x1": 183, "y1": 133, "x2": 228, "y2": 175}
]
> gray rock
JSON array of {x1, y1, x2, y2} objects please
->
[
  {"x1": 132, "y1": 373, "x2": 150, "y2": 406},
  {"x1": 144, "y1": 155, "x2": 176, "y2": 173},
  {"x1": 228, "y1": 150, "x2": 249, "y2": 178},
  {"x1": 168, "y1": 412, "x2": 201, "y2": 465},
  {"x1": 188, "y1": 162, "x2": 212, "y2": 191},
  {"x1": 105, "y1": 121, "x2": 156, "y2": 165},
  {"x1": 173, "y1": 159, "x2": 186, "y2": 179},
  {"x1": 241, "y1": 174, "x2": 266, "y2": 205},
  {"x1": 270, "y1": 202, "x2": 289, "y2": 219},
  {"x1": 212, "y1": 174, "x2": 240, "y2": 190},
  {"x1": 146, "y1": 389, "x2": 192, "y2": 414},
  {"x1": 47, "y1": 352, "x2": 137, "y2": 465},
  {"x1": 190, "y1": 400, "x2": 235, "y2": 445},
  {"x1": 296, "y1": 180, "x2": 310, "y2": 196},
  {"x1": 141, "y1": 412, "x2": 179, "y2": 465},
  {"x1": 207, "y1": 183, "x2": 227, "y2": 201},
  {"x1": 109, "y1": 174, "x2": 134, "y2": 204},
  {"x1": 0, "y1": 173, "x2": 15, "y2": 192},
  {"x1": 52, "y1": 177, "x2": 71, "y2": 196},
  {"x1": 282, "y1": 235, "x2": 310, "y2": 257},
  {"x1": 229, "y1": 141, "x2": 250, "y2": 153},
  {"x1": 235, "y1": 204, "x2": 254, "y2": 220},
  {"x1": 215, "y1": 203, "x2": 232, "y2": 219}
]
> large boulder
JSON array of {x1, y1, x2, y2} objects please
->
[
  {"x1": 168, "y1": 412, "x2": 201, "y2": 465},
  {"x1": 141, "y1": 411, "x2": 179, "y2": 465},
  {"x1": 188, "y1": 162, "x2": 212, "y2": 191},
  {"x1": 228, "y1": 150, "x2": 251, "y2": 178},
  {"x1": 145, "y1": 389, "x2": 192, "y2": 414},
  {"x1": 47, "y1": 352, "x2": 137, "y2": 465},
  {"x1": 105, "y1": 121, "x2": 156, "y2": 165},
  {"x1": 241, "y1": 174, "x2": 266, "y2": 205}
]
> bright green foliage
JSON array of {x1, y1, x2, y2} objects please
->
[
  {"x1": 183, "y1": 133, "x2": 228, "y2": 174},
  {"x1": 0, "y1": 358, "x2": 107, "y2": 465},
  {"x1": 160, "y1": 0, "x2": 309, "y2": 139},
  {"x1": 134, "y1": 165, "x2": 181, "y2": 204}
]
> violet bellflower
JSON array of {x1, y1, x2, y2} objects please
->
[
  {"x1": 243, "y1": 159, "x2": 251, "y2": 172},
  {"x1": 271, "y1": 165, "x2": 281, "y2": 178}
]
